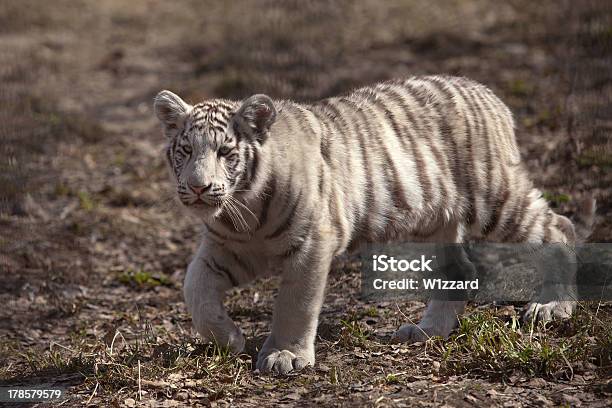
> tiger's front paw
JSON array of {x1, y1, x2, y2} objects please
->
[
  {"x1": 256, "y1": 340, "x2": 314, "y2": 375},
  {"x1": 192, "y1": 317, "x2": 245, "y2": 354}
]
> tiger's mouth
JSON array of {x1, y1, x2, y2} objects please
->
[{"x1": 180, "y1": 194, "x2": 225, "y2": 209}]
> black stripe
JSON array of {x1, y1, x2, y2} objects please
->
[
  {"x1": 247, "y1": 143, "x2": 259, "y2": 185},
  {"x1": 390, "y1": 85, "x2": 448, "y2": 209},
  {"x1": 205, "y1": 223, "x2": 247, "y2": 243},
  {"x1": 205, "y1": 223, "x2": 230, "y2": 240},
  {"x1": 520, "y1": 206, "x2": 542, "y2": 243},
  {"x1": 319, "y1": 101, "x2": 355, "y2": 219},
  {"x1": 265, "y1": 190, "x2": 303, "y2": 239},
  {"x1": 228, "y1": 249, "x2": 254, "y2": 280},
  {"x1": 342, "y1": 98, "x2": 374, "y2": 240},
  {"x1": 282, "y1": 240, "x2": 308, "y2": 258},
  {"x1": 402, "y1": 124, "x2": 432, "y2": 206},
  {"x1": 384, "y1": 84, "x2": 442, "y2": 213},
  {"x1": 320, "y1": 100, "x2": 350, "y2": 146},
  {"x1": 257, "y1": 176, "x2": 276, "y2": 229},
  {"x1": 170, "y1": 129, "x2": 181, "y2": 174},
  {"x1": 448, "y1": 82, "x2": 477, "y2": 225},
  {"x1": 165, "y1": 146, "x2": 172, "y2": 167},
  {"x1": 398, "y1": 81, "x2": 430, "y2": 107},
  {"x1": 401, "y1": 80, "x2": 453, "y2": 175},
  {"x1": 204, "y1": 224, "x2": 226, "y2": 243},
  {"x1": 317, "y1": 163, "x2": 325, "y2": 195},
  {"x1": 424, "y1": 130, "x2": 452, "y2": 204},
  {"x1": 500, "y1": 193, "x2": 529, "y2": 242},
  {"x1": 327, "y1": 186, "x2": 345, "y2": 240},
  {"x1": 219, "y1": 209, "x2": 237, "y2": 231},
  {"x1": 326, "y1": 99, "x2": 363, "y2": 226},
  {"x1": 368, "y1": 96, "x2": 415, "y2": 210},
  {"x1": 508, "y1": 193, "x2": 533, "y2": 243},
  {"x1": 482, "y1": 165, "x2": 510, "y2": 236},
  {"x1": 280, "y1": 218, "x2": 314, "y2": 258},
  {"x1": 282, "y1": 106, "x2": 298, "y2": 135},
  {"x1": 468, "y1": 90, "x2": 493, "y2": 221},
  {"x1": 354, "y1": 99, "x2": 387, "y2": 222},
  {"x1": 309, "y1": 108, "x2": 333, "y2": 165},
  {"x1": 206, "y1": 259, "x2": 238, "y2": 287},
  {"x1": 210, "y1": 120, "x2": 228, "y2": 132},
  {"x1": 381, "y1": 87, "x2": 420, "y2": 152},
  {"x1": 480, "y1": 94, "x2": 504, "y2": 233},
  {"x1": 422, "y1": 77, "x2": 469, "y2": 218}
]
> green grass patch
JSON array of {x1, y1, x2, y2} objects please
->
[
  {"x1": 77, "y1": 190, "x2": 96, "y2": 211},
  {"x1": 385, "y1": 373, "x2": 401, "y2": 384},
  {"x1": 338, "y1": 318, "x2": 371, "y2": 348},
  {"x1": 329, "y1": 365, "x2": 340, "y2": 385},
  {"x1": 437, "y1": 306, "x2": 611, "y2": 380},
  {"x1": 363, "y1": 306, "x2": 379, "y2": 318},
  {"x1": 118, "y1": 270, "x2": 172, "y2": 288},
  {"x1": 506, "y1": 79, "x2": 533, "y2": 97},
  {"x1": 53, "y1": 183, "x2": 72, "y2": 197},
  {"x1": 577, "y1": 148, "x2": 612, "y2": 169},
  {"x1": 542, "y1": 191, "x2": 571, "y2": 205}
]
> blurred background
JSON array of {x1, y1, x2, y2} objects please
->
[{"x1": 0, "y1": 0, "x2": 610, "y2": 405}]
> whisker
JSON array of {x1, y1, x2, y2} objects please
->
[
  {"x1": 225, "y1": 196, "x2": 249, "y2": 230},
  {"x1": 227, "y1": 195, "x2": 259, "y2": 227},
  {"x1": 222, "y1": 200, "x2": 240, "y2": 231},
  {"x1": 226, "y1": 199, "x2": 247, "y2": 232},
  {"x1": 233, "y1": 190, "x2": 270, "y2": 202},
  {"x1": 226, "y1": 198, "x2": 249, "y2": 232}
]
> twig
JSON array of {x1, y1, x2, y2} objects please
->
[
  {"x1": 86, "y1": 382, "x2": 99, "y2": 405},
  {"x1": 138, "y1": 359, "x2": 142, "y2": 401},
  {"x1": 394, "y1": 303, "x2": 431, "y2": 342},
  {"x1": 233, "y1": 365, "x2": 242, "y2": 386},
  {"x1": 109, "y1": 330, "x2": 126, "y2": 356},
  {"x1": 561, "y1": 350, "x2": 574, "y2": 381},
  {"x1": 50, "y1": 341, "x2": 78, "y2": 354}
]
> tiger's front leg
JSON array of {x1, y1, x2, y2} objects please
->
[
  {"x1": 256, "y1": 238, "x2": 334, "y2": 375},
  {"x1": 183, "y1": 243, "x2": 245, "y2": 353}
]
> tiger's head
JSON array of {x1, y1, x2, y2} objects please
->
[{"x1": 154, "y1": 90, "x2": 276, "y2": 218}]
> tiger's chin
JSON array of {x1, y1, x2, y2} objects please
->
[
  {"x1": 192, "y1": 207, "x2": 223, "y2": 224},
  {"x1": 181, "y1": 200, "x2": 222, "y2": 220}
]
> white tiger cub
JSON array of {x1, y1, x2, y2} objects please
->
[{"x1": 153, "y1": 76, "x2": 595, "y2": 375}]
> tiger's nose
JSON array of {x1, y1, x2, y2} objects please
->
[{"x1": 188, "y1": 182, "x2": 211, "y2": 195}]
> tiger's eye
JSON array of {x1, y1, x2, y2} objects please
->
[{"x1": 218, "y1": 145, "x2": 232, "y2": 156}]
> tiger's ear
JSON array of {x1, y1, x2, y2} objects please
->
[
  {"x1": 233, "y1": 94, "x2": 277, "y2": 142},
  {"x1": 154, "y1": 90, "x2": 192, "y2": 138}
]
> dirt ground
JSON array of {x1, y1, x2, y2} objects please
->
[{"x1": 0, "y1": 0, "x2": 611, "y2": 406}]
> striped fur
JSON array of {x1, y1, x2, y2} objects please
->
[{"x1": 154, "y1": 76, "x2": 593, "y2": 374}]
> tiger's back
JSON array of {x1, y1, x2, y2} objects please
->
[{"x1": 275, "y1": 75, "x2": 556, "y2": 255}]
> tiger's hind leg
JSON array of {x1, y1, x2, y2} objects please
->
[
  {"x1": 522, "y1": 213, "x2": 578, "y2": 322},
  {"x1": 392, "y1": 298, "x2": 468, "y2": 344},
  {"x1": 524, "y1": 195, "x2": 596, "y2": 321},
  {"x1": 392, "y1": 222, "x2": 475, "y2": 343},
  {"x1": 486, "y1": 189, "x2": 579, "y2": 323}
]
